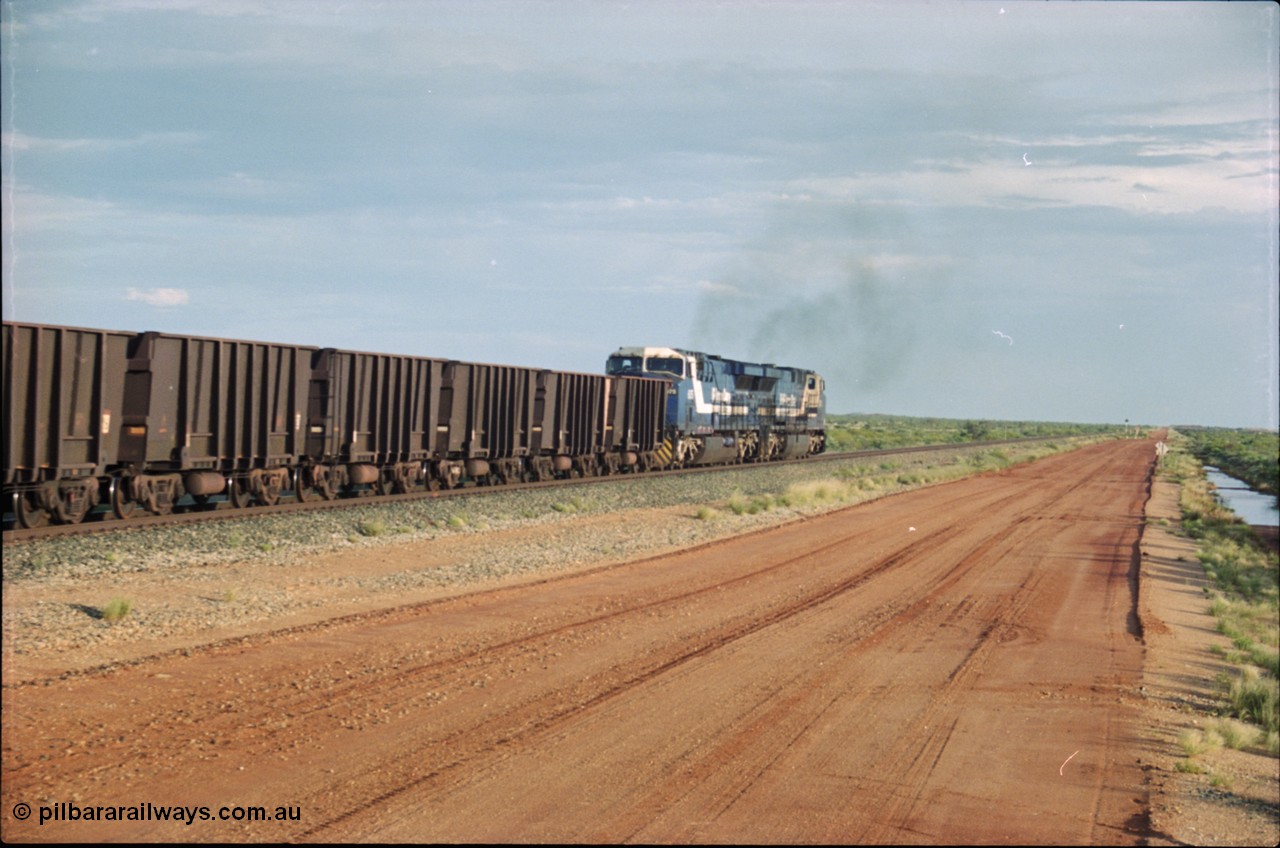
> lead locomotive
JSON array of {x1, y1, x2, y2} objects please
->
[{"x1": 606, "y1": 346, "x2": 825, "y2": 466}]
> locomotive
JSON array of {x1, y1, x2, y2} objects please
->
[
  {"x1": 2, "y1": 322, "x2": 826, "y2": 528},
  {"x1": 606, "y1": 346, "x2": 826, "y2": 466}
]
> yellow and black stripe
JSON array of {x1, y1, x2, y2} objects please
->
[{"x1": 654, "y1": 436, "x2": 675, "y2": 467}]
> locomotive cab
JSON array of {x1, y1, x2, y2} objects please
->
[
  {"x1": 803, "y1": 372, "x2": 825, "y2": 418},
  {"x1": 606, "y1": 347, "x2": 689, "y2": 381}
]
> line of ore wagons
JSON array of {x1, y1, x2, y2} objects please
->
[{"x1": 3, "y1": 321, "x2": 667, "y2": 527}]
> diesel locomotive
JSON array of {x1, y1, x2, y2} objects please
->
[
  {"x1": 606, "y1": 346, "x2": 826, "y2": 466},
  {"x1": 2, "y1": 322, "x2": 826, "y2": 528}
]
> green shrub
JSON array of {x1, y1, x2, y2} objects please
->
[
  {"x1": 356, "y1": 519, "x2": 387, "y2": 537},
  {"x1": 1177, "y1": 728, "x2": 1220, "y2": 757},
  {"x1": 101, "y1": 598, "x2": 132, "y2": 622},
  {"x1": 551, "y1": 497, "x2": 587, "y2": 514},
  {"x1": 1213, "y1": 718, "x2": 1250, "y2": 750},
  {"x1": 1225, "y1": 668, "x2": 1279, "y2": 735}
]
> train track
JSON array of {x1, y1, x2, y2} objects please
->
[{"x1": 0, "y1": 439, "x2": 1052, "y2": 545}]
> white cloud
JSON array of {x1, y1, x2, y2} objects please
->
[
  {"x1": 784, "y1": 150, "x2": 1275, "y2": 216},
  {"x1": 195, "y1": 171, "x2": 297, "y2": 200},
  {"x1": 126, "y1": 287, "x2": 190, "y2": 307},
  {"x1": 696, "y1": 279, "x2": 747, "y2": 297},
  {"x1": 2, "y1": 131, "x2": 203, "y2": 154},
  {"x1": 853, "y1": 254, "x2": 956, "y2": 272}
]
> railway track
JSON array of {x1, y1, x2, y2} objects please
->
[{"x1": 1, "y1": 439, "x2": 1055, "y2": 545}]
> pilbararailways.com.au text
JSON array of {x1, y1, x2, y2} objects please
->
[{"x1": 32, "y1": 801, "x2": 300, "y2": 826}]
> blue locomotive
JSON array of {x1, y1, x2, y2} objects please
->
[{"x1": 606, "y1": 346, "x2": 826, "y2": 466}]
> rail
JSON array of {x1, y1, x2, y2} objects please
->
[{"x1": 2, "y1": 438, "x2": 1058, "y2": 545}]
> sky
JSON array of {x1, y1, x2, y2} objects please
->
[{"x1": 2, "y1": 0, "x2": 1277, "y2": 429}]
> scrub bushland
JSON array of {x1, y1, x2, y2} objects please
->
[
  {"x1": 1179, "y1": 426, "x2": 1279, "y2": 495},
  {"x1": 1161, "y1": 436, "x2": 1279, "y2": 747}
]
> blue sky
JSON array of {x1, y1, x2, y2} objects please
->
[{"x1": 3, "y1": 0, "x2": 1277, "y2": 428}]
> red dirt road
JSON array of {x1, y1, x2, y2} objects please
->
[{"x1": 2, "y1": 439, "x2": 1158, "y2": 843}]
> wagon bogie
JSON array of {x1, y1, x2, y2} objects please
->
[
  {"x1": 114, "y1": 473, "x2": 185, "y2": 516},
  {"x1": 249, "y1": 468, "x2": 290, "y2": 506},
  {"x1": 294, "y1": 463, "x2": 342, "y2": 501},
  {"x1": 52, "y1": 478, "x2": 100, "y2": 524}
]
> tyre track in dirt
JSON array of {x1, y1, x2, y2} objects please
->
[
  {"x1": 6, "y1": 479, "x2": 1027, "y2": 840},
  {"x1": 2, "y1": 439, "x2": 1156, "y2": 843},
  {"x1": 3, "y1": 483, "x2": 1015, "y2": 763}
]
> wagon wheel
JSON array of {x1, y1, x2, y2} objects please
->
[
  {"x1": 12, "y1": 491, "x2": 49, "y2": 529},
  {"x1": 110, "y1": 477, "x2": 138, "y2": 520},
  {"x1": 227, "y1": 478, "x2": 252, "y2": 509},
  {"x1": 293, "y1": 467, "x2": 313, "y2": 503}
]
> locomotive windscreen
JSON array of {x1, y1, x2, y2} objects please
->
[
  {"x1": 606, "y1": 354, "x2": 684, "y2": 379},
  {"x1": 605, "y1": 355, "x2": 642, "y2": 375},
  {"x1": 643, "y1": 356, "x2": 684, "y2": 378}
]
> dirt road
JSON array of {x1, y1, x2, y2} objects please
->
[{"x1": 3, "y1": 438, "x2": 1160, "y2": 843}]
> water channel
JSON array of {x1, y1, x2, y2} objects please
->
[{"x1": 1204, "y1": 466, "x2": 1280, "y2": 527}]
